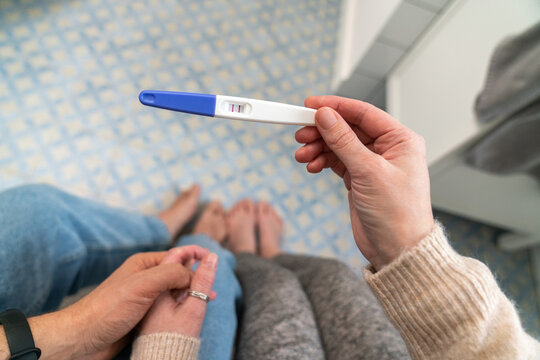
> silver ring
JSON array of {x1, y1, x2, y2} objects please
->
[{"x1": 187, "y1": 290, "x2": 210, "y2": 303}]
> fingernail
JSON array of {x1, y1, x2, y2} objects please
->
[
  {"x1": 316, "y1": 107, "x2": 337, "y2": 130},
  {"x1": 206, "y1": 253, "x2": 218, "y2": 269}
]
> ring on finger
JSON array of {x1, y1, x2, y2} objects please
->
[{"x1": 187, "y1": 290, "x2": 210, "y2": 303}]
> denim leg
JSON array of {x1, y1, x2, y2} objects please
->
[
  {"x1": 0, "y1": 184, "x2": 171, "y2": 315},
  {"x1": 176, "y1": 234, "x2": 242, "y2": 360}
]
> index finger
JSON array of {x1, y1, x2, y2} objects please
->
[
  {"x1": 304, "y1": 95, "x2": 403, "y2": 139},
  {"x1": 189, "y1": 253, "x2": 217, "y2": 296},
  {"x1": 161, "y1": 245, "x2": 210, "y2": 266},
  {"x1": 180, "y1": 253, "x2": 218, "y2": 329},
  {"x1": 118, "y1": 252, "x2": 169, "y2": 276}
]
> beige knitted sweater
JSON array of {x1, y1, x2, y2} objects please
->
[
  {"x1": 132, "y1": 224, "x2": 540, "y2": 359},
  {"x1": 365, "y1": 224, "x2": 539, "y2": 359},
  {"x1": 131, "y1": 333, "x2": 200, "y2": 360}
]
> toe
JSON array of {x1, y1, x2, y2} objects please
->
[
  {"x1": 189, "y1": 184, "x2": 201, "y2": 196},
  {"x1": 206, "y1": 201, "x2": 220, "y2": 214},
  {"x1": 271, "y1": 206, "x2": 281, "y2": 221},
  {"x1": 225, "y1": 208, "x2": 234, "y2": 222},
  {"x1": 258, "y1": 200, "x2": 270, "y2": 214},
  {"x1": 245, "y1": 199, "x2": 255, "y2": 214},
  {"x1": 213, "y1": 202, "x2": 225, "y2": 215},
  {"x1": 255, "y1": 202, "x2": 263, "y2": 218},
  {"x1": 180, "y1": 183, "x2": 199, "y2": 197},
  {"x1": 240, "y1": 199, "x2": 253, "y2": 212},
  {"x1": 230, "y1": 200, "x2": 243, "y2": 214}
]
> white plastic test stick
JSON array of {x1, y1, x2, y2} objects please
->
[{"x1": 139, "y1": 90, "x2": 316, "y2": 126}]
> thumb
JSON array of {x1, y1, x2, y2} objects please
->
[
  {"x1": 315, "y1": 107, "x2": 372, "y2": 172},
  {"x1": 176, "y1": 253, "x2": 218, "y2": 337},
  {"x1": 132, "y1": 263, "x2": 192, "y2": 300}
]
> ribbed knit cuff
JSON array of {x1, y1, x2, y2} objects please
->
[
  {"x1": 364, "y1": 223, "x2": 502, "y2": 359},
  {"x1": 131, "y1": 333, "x2": 200, "y2": 360}
]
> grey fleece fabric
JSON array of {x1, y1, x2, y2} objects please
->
[
  {"x1": 234, "y1": 253, "x2": 325, "y2": 360},
  {"x1": 235, "y1": 253, "x2": 409, "y2": 360},
  {"x1": 474, "y1": 22, "x2": 540, "y2": 124},
  {"x1": 466, "y1": 21, "x2": 540, "y2": 179},
  {"x1": 466, "y1": 101, "x2": 540, "y2": 178}
]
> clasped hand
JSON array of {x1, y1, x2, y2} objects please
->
[{"x1": 39, "y1": 246, "x2": 217, "y2": 360}]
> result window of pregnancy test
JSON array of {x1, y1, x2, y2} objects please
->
[
  {"x1": 221, "y1": 101, "x2": 252, "y2": 114},
  {"x1": 229, "y1": 103, "x2": 244, "y2": 113}
]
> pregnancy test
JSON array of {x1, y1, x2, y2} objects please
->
[{"x1": 139, "y1": 90, "x2": 316, "y2": 126}]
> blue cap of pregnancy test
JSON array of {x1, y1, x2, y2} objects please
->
[{"x1": 139, "y1": 90, "x2": 216, "y2": 117}]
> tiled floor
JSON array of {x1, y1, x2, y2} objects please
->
[
  {"x1": 1, "y1": 0, "x2": 538, "y2": 337},
  {"x1": 0, "y1": 0, "x2": 363, "y2": 267}
]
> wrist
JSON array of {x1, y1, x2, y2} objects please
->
[
  {"x1": 370, "y1": 216, "x2": 435, "y2": 272},
  {"x1": 0, "y1": 326, "x2": 8, "y2": 360},
  {"x1": 27, "y1": 308, "x2": 85, "y2": 360}
]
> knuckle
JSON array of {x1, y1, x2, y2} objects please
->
[
  {"x1": 409, "y1": 131, "x2": 424, "y2": 144},
  {"x1": 125, "y1": 253, "x2": 143, "y2": 266},
  {"x1": 395, "y1": 128, "x2": 426, "y2": 151},
  {"x1": 362, "y1": 103, "x2": 377, "y2": 120},
  {"x1": 165, "y1": 264, "x2": 191, "y2": 287},
  {"x1": 395, "y1": 127, "x2": 413, "y2": 140},
  {"x1": 404, "y1": 131, "x2": 426, "y2": 154},
  {"x1": 415, "y1": 134, "x2": 427, "y2": 152},
  {"x1": 328, "y1": 128, "x2": 357, "y2": 151},
  {"x1": 174, "y1": 263, "x2": 191, "y2": 277}
]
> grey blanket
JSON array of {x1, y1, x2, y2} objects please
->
[{"x1": 465, "y1": 22, "x2": 540, "y2": 179}]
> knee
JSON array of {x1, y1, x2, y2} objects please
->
[
  {"x1": 9, "y1": 183, "x2": 60, "y2": 199},
  {"x1": 318, "y1": 257, "x2": 356, "y2": 278},
  {"x1": 0, "y1": 184, "x2": 65, "y2": 231}
]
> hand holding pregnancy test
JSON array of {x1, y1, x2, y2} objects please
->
[{"x1": 139, "y1": 90, "x2": 316, "y2": 126}]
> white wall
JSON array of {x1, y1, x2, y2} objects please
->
[
  {"x1": 387, "y1": 0, "x2": 540, "y2": 239},
  {"x1": 332, "y1": 0, "x2": 401, "y2": 90},
  {"x1": 388, "y1": 0, "x2": 540, "y2": 165}
]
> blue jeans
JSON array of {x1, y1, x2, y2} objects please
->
[{"x1": 0, "y1": 184, "x2": 241, "y2": 360}]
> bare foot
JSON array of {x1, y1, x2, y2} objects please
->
[
  {"x1": 257, "y1": 201, "x2": 283, "y2": 258},
  {"x1": 158, "y1": 184, "x2": 201, "y2": 239},
  {"x1": 226, "y1": 199, "x2": 256, "y2": 253},
  {"x1": 193, "y1": 201, "x2": 227, "y2": 243}
]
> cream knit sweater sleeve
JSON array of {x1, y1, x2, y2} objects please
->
[
  {"x1": 130, "y1": 333, "x2": 200, "y2": 360},
  {"x1": 364, "y1": 224, "x2": 540, "y2": 360}
]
